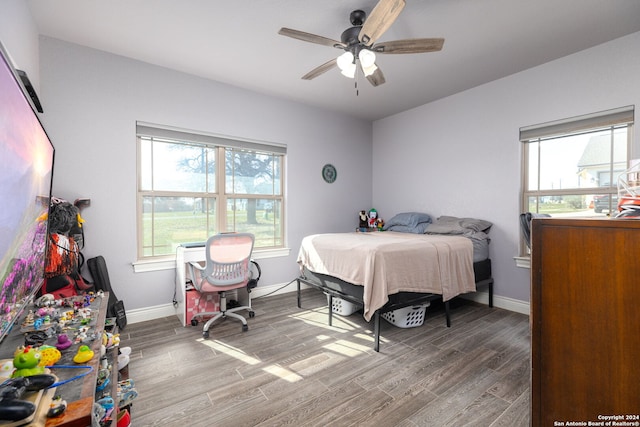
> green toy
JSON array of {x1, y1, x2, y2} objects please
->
[{"x1": 11, "y1": 346, "x2": 45, "y2": 378}]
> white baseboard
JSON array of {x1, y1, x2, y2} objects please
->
[
  {"x1": 126, "y1": 303, "x2": 177, "y2": 324},
  {"x1": 126, "y1": 281, "x2": 304, "y2": 324},
  {"x1": 462, "y1": 291, "x2": 530, "y2": 315},
  {"x1": 127, "y1": 282, "x2": 529, "y2": 324}
]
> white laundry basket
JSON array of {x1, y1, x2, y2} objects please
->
[
  {"x1": 326, "y1": 295, "x2": 361, "y2": 316},
  {"x1": 381, "y1": 302, "x2": 430, "y2": 328}
]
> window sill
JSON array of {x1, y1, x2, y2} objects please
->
[
  {"x1": 514, "y1": 256, "x2": 530, "y2": 269},
  {"x1": 131, "y1": 247, "x2": 291, "y2": 273}
]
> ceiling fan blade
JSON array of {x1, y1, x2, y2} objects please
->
[
  {"x1": 358, "y1": 0, "x2": 406, "y2": 46},
  {"x1": 372, "y1": 38, "x2": 444, "y2": 54},
  {"x1": 278, "y1": 28, "x2": 346, "y2": 49},
  {"x1": 302, "y1": 58, "x2": 338, "y2": 80},
  {"x1": 366, "y1": 65, "x2": 386, "y2": 87}
]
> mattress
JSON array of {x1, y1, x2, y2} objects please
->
[
  {"x1": 297, "y1": 231, "x2": 478, "y2": 321},
  {"x1": 472, "y1": 236, "x2": 490, "y2": 262}
]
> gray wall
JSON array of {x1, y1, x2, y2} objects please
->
[
  {"x1": 372, "y1": 31, "x2": 640, "y2": 303},
  {"x1": 2, "y1": 0, "x2": 640, "y2": 313},
  {"x1": 36, "y1": 37, "x2": 373, "y2": 312}
]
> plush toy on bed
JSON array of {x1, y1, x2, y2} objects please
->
[
  {"x1": 368, "y1": 209, "x2": 378, "y2": 228},
  {"x1": 359, "y1": 210, "x2": 368, "y2": 229}
]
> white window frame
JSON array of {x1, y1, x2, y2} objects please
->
[
  {"x1": 134, "y1": 122, "x2": 287, "y2": 268},
  {"x1": 519, "y1": 106, "x2": 634, "y2": 260}
]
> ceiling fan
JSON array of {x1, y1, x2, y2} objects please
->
[{"x1": 278, "y1": 0, "x2": 444, "y2": 87}]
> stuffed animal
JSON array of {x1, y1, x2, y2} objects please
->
[
  {"x1": 48, "y1": 200, "x2": 80, "y2": 236},
  {"x1": 42, "y1": 198, "x2": 93, "y2": 298},
  {"x1": 359, "y1": 211, "x2": 368, "y2": 229},
  {"x1": 44, "y1": 200, "x2": 80, "y2": 279},
  {"x1": 368, "y1": 209, "x2": 378, "y2": 228}
]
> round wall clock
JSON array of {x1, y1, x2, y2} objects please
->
[{"x1": 322, "y1": 164, "x2": 337, "y2": 183}]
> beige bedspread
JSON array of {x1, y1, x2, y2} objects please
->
[{"x1": 297, "y1": 231, "x2": 476, "y2": 321}]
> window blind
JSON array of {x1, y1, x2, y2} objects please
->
[
  {"x1": 520, "y1": 105, "x2": 634, "y2": 141},
  {"x1": 136, "y1": 122, "x2": 287, "y2": 154}
]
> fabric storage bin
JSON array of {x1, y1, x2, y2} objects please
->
[
  {"x1": 381, "y1": 302, "x2": 430, "y2": 328},
  {"x1": 185, "y1": 289, "x2": 220, "y2": 324},
  {"x1": 326, "y1": 295, "x2": 361, "y2": 316}
]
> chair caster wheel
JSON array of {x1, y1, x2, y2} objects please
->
[
  {"x1": 242, "y1": 325, "x2": 248, "y2": 332},
  {"x1": 202, "y1": 331, "x2": 209, "y2": 339},
  {"x1": 191, "y1": 319, "x2": 199, "y2": 326},
  {"x1": 249, "y1": 311, "x2": 255, "y2": 318}
]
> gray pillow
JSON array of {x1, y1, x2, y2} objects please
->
[
  {"x1": 383, "y1": 212, "x2": 432, "y2": 229},
  {"x1": 426, "y1": 216, "x2": 492, "y2": 234},
  {"x1": 385, "y1": 222, "x2": 431, "y2": 234}
]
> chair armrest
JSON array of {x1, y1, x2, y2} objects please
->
[
  {"x1": 188, "y1": 261, "x2": 205, "y2": 272},
  {"x1": 186, "y1": 262, "x2": 205, "y2": 290}
]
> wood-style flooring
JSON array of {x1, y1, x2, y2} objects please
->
[{"x1": 119, "y1": 288, "x2": 530, "y2": 426}]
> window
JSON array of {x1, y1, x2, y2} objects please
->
[
  {"x1": 137, "y1": 123, "x2": 285, "y2": 259},
  {"x1": 520, "y1": 106, "x2": 634, "y2": 251}
]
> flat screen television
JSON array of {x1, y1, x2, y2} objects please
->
[{"x1": 0, "y1": 41, "x2": 55, "y2": 344}]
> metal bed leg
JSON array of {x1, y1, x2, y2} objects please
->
[
  {"x1": 374, "y1": 311, "x2": 381, "y2": 352},
  {"x1": 296, "y1": 279, "x2": 302, "y2": 308},
  {"x1": 327, "y1": 295, "x2": 333, "y2": 326},
  {"x1": 445, "y1": 300, "x2": 451, "y2": 327}
]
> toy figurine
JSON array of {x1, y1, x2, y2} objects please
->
[
  {"x1": 38, "y1": 346, "x2": 62, "y2": 367},
  {"x1": 102, "y1": 331, "x2": 120, "y2": 350},
  {"x1": 376, "y1": 218, "x2": 385, "y2": 230},
  {"x1": 359, "y1": 210, "x2": 368, "y2": 229},
  {"x1": 47, "y1": 396, "x2": 67, "y2": 418},
  {"x1": 55, "y1": 334, "x2": 72, "y2": 351},
  {"x1": 368, "y1": 209, "x2": 378, "y2": 228},
  {"x1": 72, "y1": 345, "x2": 94, "y2": 363},
  {"x1": 11, "y1": 346, "x2": 45, "y2": 378}
]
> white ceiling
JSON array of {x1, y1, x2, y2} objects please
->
[{"x1": 26, "y1": 0, "x2": 640, "y2": 122}]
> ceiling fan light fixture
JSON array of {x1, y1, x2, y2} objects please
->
[
  {"x1": 337, "y1": 51, "x2": 356, "y2": 78},
  {"x1": 358, "y1": 49, "x2": 376, "y2": 68},
  {"x1": 340, "y1": 63, "x2": 356, "y2": 78},
  {"x1": 337, "y1": 51, "x2": 354, "y2": 70}
]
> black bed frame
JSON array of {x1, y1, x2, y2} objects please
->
[{"x1": 296, "y1": 258, "x2": 494, "y2": 352}]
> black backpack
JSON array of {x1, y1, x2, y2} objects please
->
[{"x1": 87, "y1": 256, "x2": 127, "y2": 330}]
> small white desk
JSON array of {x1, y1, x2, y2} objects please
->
[{"x1": 175, "y1": 244, "x2": 249, "y2": 326}]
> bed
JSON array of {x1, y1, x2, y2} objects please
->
[{"x1": 296, "y1": 214, "x2": 494, "y2": 351}]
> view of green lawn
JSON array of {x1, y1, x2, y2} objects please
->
[{"x1": 142, "y1": 209, "x2": 280, "y2": 256}]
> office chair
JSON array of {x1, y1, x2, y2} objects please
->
[
  {"x1": 520, "y1": 212, "x2": 551, "y2": 249},
  {"x1": 187, "y1": 233, "x2": 255, "y2": 338}
]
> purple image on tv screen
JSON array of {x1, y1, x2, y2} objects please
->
[{"x1": 0, "y1": 41, "x2": 55, "y2": 344}]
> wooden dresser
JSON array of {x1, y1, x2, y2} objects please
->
[{"x1": 530, "y1": 218, "x2": 640, "y2": 426}]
